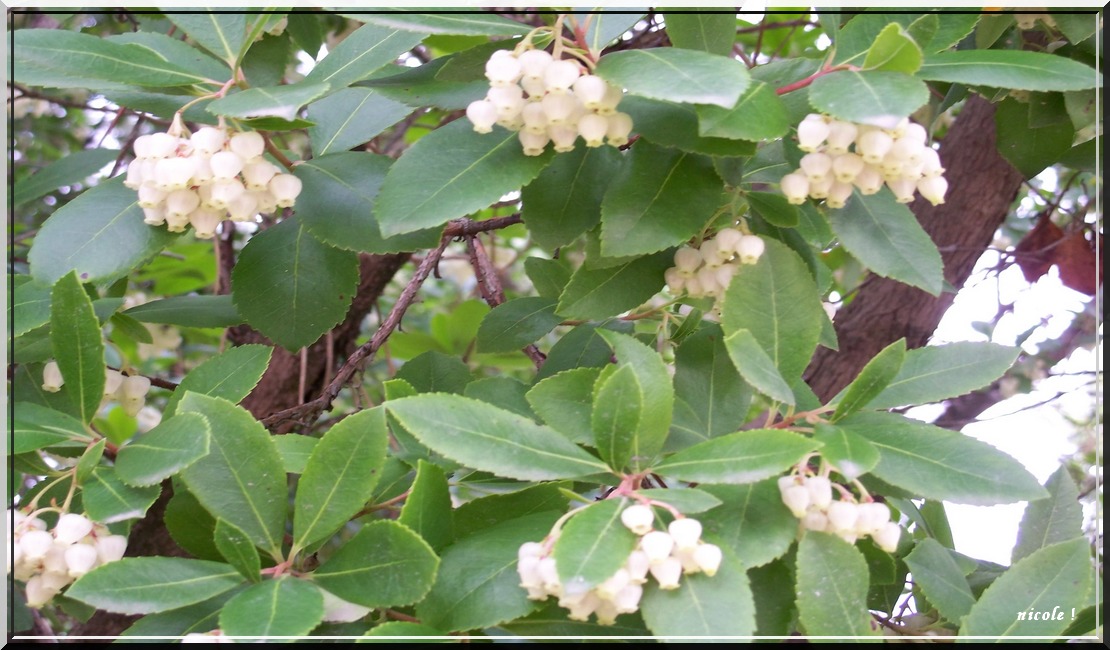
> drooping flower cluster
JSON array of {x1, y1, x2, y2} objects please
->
[
  {"x1": 780, "y1": 113, "x2": 948, "y2": 208},
  {"x1": 8, "y1": 510, "x2": 128, "y2": 608},
  {"x1": 517, "y1": 504, "x2": 722, "y2": 625},
  {"x1": 778, "y1": 475, "x2": 901, "y2": 552},
  {"x1": 42, "y1": 361, "x2": 152, "y2": 418},
  {"x1": 123, "y1": 122, "x2": 302, "y2": 238},
  {"x1": 466, "y1": 48, "x2": 634, "y2": 156},
  {"x1": 664, "y1": 229, "x2": 765, "y2": 300}
]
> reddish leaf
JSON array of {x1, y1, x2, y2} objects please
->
[
  {"x1": 1013, "y1": 216, "x2": 1064, "y2": 283},
  {"x1": 1055, "y1": 230, "x2": 1099, "y2": 296}
]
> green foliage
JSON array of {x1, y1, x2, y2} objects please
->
[{"x1": 10, "y1": 9, "x2": 1098, "y2": 643}]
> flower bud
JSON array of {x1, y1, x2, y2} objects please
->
[
  {"x1": 42, "y1": 360, "x2": 64, "y2": 392},
  {"x1": 230, "y1": 131, "x2": 265, "y2": 160},
  {"x1": 668, "y1": 518, "x2": 702, "y2": 550},
  {"x1": 648, "y1": 556, "x2": 683, "y2": 590},
  {"x1": 780, "y1": 172, "x2": 809, "y2": 204},
  {"x1": 466, "y1": 99, "x2": 498, "y2": 134},
  {"x1": 64, "y1": 543, "x2": 99, "y2": 578},
  {"x1": 735, "y1": 235, "x2": 765, "y2": 265},
  {"x1": 639, "y1": 530, "x2": 674, "y2": 563},
  {"x1": 54, "y1": 513, "x2": 93, "y2": 545},
  {"x1": 620, "y1": 504, "x2": 655, "y2": 536},
  {"x1": 269, "y1": 174, "x2": 303, "y2": 208}
]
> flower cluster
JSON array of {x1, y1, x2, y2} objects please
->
[
  {"x1": 664, "y1": 229, "x2": 765, "y2": 300},
  {"x1": 780, "y1": 113, "x2": 948, "y2": 208},
  {"x1": 466, "y1": 48, "x2": 634, "y2": 156},
  {"x1": 778, "y1": 475, "x2": 901, "y2": 552},
  {"x1": 517, "y1": 504, "x2": 722, "y2": 625},
  {"x1": 123, "y1": 122, "x2": 302, "y2": 238},
  {"x1": 42, "y1": 361, "x2": 152, "y2": 418},
  {"x1": 8, "y1": 510, "x2": 128, "y2": 608}
]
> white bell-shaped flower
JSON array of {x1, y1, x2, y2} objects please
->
[
  {"x1": 796, "y1": 113, "x2": 830, "y2": 152},
  {"x1": 96, "y1": 534, "x2": 128, "y2": 564},
  {"x1": 518, "y1": 130, "x2": 550, "y2": 157},
  {"x1": 154, "y1": 156, "x2": 197, "y2": 192},
  {"x1": 573, "y1": 75, "x2": 608, "y2": 108},
  {"x1": 577, "y1": 113, "x2": 608, "y2": 147},
  {"x1": 137, "y1": 184, "x2": 167, "y2": 209},
  {"x1": 668, "y1": 518, "x2": 702, "y2": 550},
  {"x1": 780, "y1": 172, "x2": 810, "y2": 204},
  {"x1": 103, "y1": 368, "x2": 125, "y2": 399},
  {"x1": 54, "y1": 513, "x2": 93, "y2": 545},
  {"x1": 230, "y1": 131, "x2": 266, "y2": 160},
  {"x1": 488, "y1": 86, "x2": 525, "y2": 119},
  {"x1": 42, "y1": 360, "x2": 64, "y2": 392},
  {"x1": 873, "y1": 521, "x2": 901, "y2": 553},
  {"x1": 209, "y1": 150, "x2": 244, "y2": 181},
  {"x1": 917, "y1": 175, "x2": 947, "y2": 206},
  {"x1": 826, "y1": 501, "x2": 859, "y2": 533},
  {"x1": 541, "y1": 93, "x2": 580, "y2": 125},
  {"x1": 19, "y1": 529, "x2": 55, "y2": 560},
  {"x1": 648, "y1": 556, "x2": 683, "y2": 590},
  {"x1": 64, "y1": 543, "x2": 99, "y2": 578},
  {"x1": 190, "y1": 127, "x2": 227, "y2": 156},
  {"x1": 693, "y1": 543, "x2": 723, "y2": 576},
  {"x1": 485, "y1": 49, "x2": 522, "y2": 86},
  {"x1": 520, "y1": 101, "x2": 549, "y2": 135},
  {"x1": 805, "y1": 476, "x2": 833, "y2": 510},
  {"x1": 825, "y1": 119, "x2": 858, "y2": 154},
  {"x1": 857, "y1": 129, "x2": 894, "y2": 164},
  {"x1": 165, "y1": 189, "x2": 201, "y2": 219},
  {"x1": 466, "y1": 99, "x2": 498, "y2": 134},
  {"x1": 781, "y1": 484, "x2": 811, "y2": 517},
  {"x1": 605, "y1": 112, "x2": 633, "y2": 146},
  {"x1": 639, "y1": 530, "x2": 674, "y2": 563},
  {"x1": 543, "y1": 59, "x2": 582, "y2": 93},
  {"x1": 620, "y1": 504, "x2": 655, "y2": 536},
  {"x1": 886, "y1": 177, "x2": 917, "y2": 203},
  {"x1": 826, "y1": 181, "x2": 854, "y2": 209},
  {"x1": 547, "y1": 124, "x2": 578, "y2": 153},
  {"x1": 146, "y1": 132, "x2": 179, "y2": 159},
  {"x1": 853, "y1": 165, "x2": 884, "y2": 195},
  {"x1": 142, "y1": 206, "x2": 167, "y2": 226},
  {"x1": 735, "y1": 235, "x2": 765, "y2": 265},
  {"x1": 269, "y1": 174, "x2": 303, "y2": 208},
  {"x1": 799, "y1": 152, "x2": 833, "y2": 182},
  {"x1": 518, "y1": 48, "x2": 553, "y2": 81},
  {"x1": 227, "y1": 192, "x2": 260, "y2": 222},
  {"x1": 832, "y1": 152, "x2": 865, "y2": 183},
  {"x1": 189, "y1": 208, "x2": 224, "y2": 240}
]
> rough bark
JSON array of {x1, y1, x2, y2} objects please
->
[
  {"x1": 803, "y1": 94, "x2": 1027, "y2": 402},
  {"x1": 229, "y1": 252, "x2": 411, "y2": 430}
]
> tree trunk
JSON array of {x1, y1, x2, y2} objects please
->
[{"x1": 804, "y1": 94, "x2": 1027, "y2": 402}]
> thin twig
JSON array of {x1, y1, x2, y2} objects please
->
[{"x1": 465, "y1": 235, "x2": 546, "y2": 369}]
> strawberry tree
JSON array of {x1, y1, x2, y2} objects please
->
[{"x1": 7, "y1": 8, "x2": 1102, "y2": 642}]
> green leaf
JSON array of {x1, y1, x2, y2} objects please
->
[
  {"x1": 595, "y1": 47, "x2": 751, "y2": 108},
  {"x1": 526, "y1": 368, "x2": 601, "y2": 445},
  {"x1": 994, "y1": 97, "x2": 1076, "y2": 179},
  {"x1": 115, "y1": 412, "x2": 211, "y2": 487},
  {"x1": 841, "y1": 411, "x2": 1047, "y2": 505},
  {"x1": 536, "y1": 322, "x2": 633, "y2": 381},
  {"x1": 29, "y1": 178, "x2": 177, "y2": 287},
  {"x1": 829, "y1": 189, "x2": 943, "y2": 295},
  {"x1": 74, "y1": 438, "x2": 107, "y2": 484},
  {"x1": 654, "y1": 429, "x2": 821, "y2": 484},
  {"x1": 720, "y1": 238, "x2": 825, "y2": 382},
  {"x1": 796, "y1": 533, "x2": 880, "y2": 640},
  {"x1": 862, "y1": 23, "x2": 923, "y2": 73},
  {"x1": 636, "y1": 487, "x2": 723, "y2": 515},
  {"x1": 867, "y1": 342, "x2": 1020, "y2": 410},
  {"x1": 167, "y1": 13, "x2": 247, "y2": 65},
  {"x1": 83, "y1": 466, "x2": 161, "y2": 523},
  {"x1": 747, "y1": 190, "x2": 800, "y2": 228},
  {"x1": 13, "y1": 148, "x2": 116, "y2": 208},
  {"x1": 177, "y1": 393, "x2": 288, "y2": 558},
  {"x1": 376, "y1": 120, "x2": 554, "y2": 237},
  {"x1": 476, "y1": 297, "x2": 562, "y2": 353},
  {"x1": 11, "y1": 278, "x2": 52, "y2": 338},
  {"x1": 11, "y1": 402, "x2": 91, "y2": 454},
  {"x1": 664, "y1": 12, "x2": 737, "y2": 56},
  {"x1": 359, "y1": 621, "x2": 447, "y2": 641},
  {"x1": 556, "y1": 250, "x2": 671, "y2": 320},
  {"x1": 904, "y1": 538, "x2": 975, "y2": 624},
  {"x1": 294, "y1": 408, "x2": 389, "y2": 551},
  {"x1": 575, "y1": 11, "x2": 646, "y2": 54},
  {"x1": 832, "y1": 338, "x2": 907, "y2": 420},
  {"x1": 521, "y1": 145, "x2": 620, "y2": 251},
  {"x1": 307, "y1": 88, "x2": 412, "y2": 156},
  {"x1": 163, "y1": 344, "x2": 272, "y2": 418},
  {"x1": 214, "y1": 519, "x2": 262, "y2": 583},
  {"x1": 696, "y1": 80, "x2": 790, "y2": 142},
  {"x1": 352, "y1": 12, "x2": 529, "y2": 36},
  {"x1": 208, "y1": 82, "x2": 329, "y2": 121},
  {"x1": 295, "y1": 152, "x2": 439, "y2": 254},
  {"x1": 808, "y1": 70, "x2": 929, "y2": 124},
  {"x1": 598, "y1": 140, "x2": 725, "y2": 257},
  {"x1": 525, "y1": 257, "x2": 571, "y2": 301},
  {"x1": 621, "y1": 96, "x2": 757, "y2": 157},
  {"x1": 14, "y1": 28, "x2": 210, "y2": 88},
  {"x1": 394, "y1": 350, "x2": 473, "y2": 394},
  {"x1": 1011, "y1": 466, "x2": 1083, "y2": 563},
  {"x1": 50, "y1": 271, "x2": 105, "y2": 424},
  {"x1": 385, "y1": 394, "x2": 611, "y2": 481},
  {"x1": 701, "y1": 480, "x2": 798, "y2": 568},
  {"x1": 164, "y1": 483, "x2": 222, "y2": 562},
  {"x1": 592, "y1": 365, "x2": 647, "y2": 471},
  {"x1": 918, "y1": 50, "x2": 1102, "y2": 92},
  {"x1": 597, "y1": 330, "x2": 675, "y2": 469},
  {"x1": 107, "y1": 30, "x2": 231, "y2": 83},
  {"x1": 398, "y1": 460, "x2": 454, "y2": 552},
  {"x1": 272, "y1": 434, "x2": 318, "y2": 475},
  {"x1": 67, "y1": 557, "x2": 242, "y2": 615},
  {"x1": 640, "y1": 545, "x2": 756, "y2": 638},
  {"x1": 312, "y1": 520, "x2": 440, "y2": 608},
  {"x1": 109, "y1": 311, "x2": 153, "y2": 345},
  {"x1": 116, "y1": 588, "x2": 241, "y2": 640},
  {"x1": 723, "y1": 328, "x2": 795, "y2": 405},
  {"x1": 304, "y1": 23, "x2": 428, "y2": 89},
  {"x1": 553, "y1": 499, "x2": 639, "y2": 591},
  {"x1": 363, "y1": 57, "x2": 487, "y2": 110},
  {"x1": 669, "y1": 324, "x2": 752, "y2": 447},
  {"x1": 220, "y1": 576, "x2": 324, "y2": 640},
  {"x1": 232, "y1": 217, "x2": 359, "y2": 351},
  {"x1": 416, "y1": 511, "x2": 561, "y2": 632},
  {"x1": 123, "y1": 295, "x2": 243, "y2": 329},
  {"x1": 812, "y1": 424, "x2": 880, "y2": 481},
  {"x1": 464, "y1": 377, "x2": 534, "y2": 419},
  {"x1": 960, "y1": 538, "x2": 1093, "y2": 639}
]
